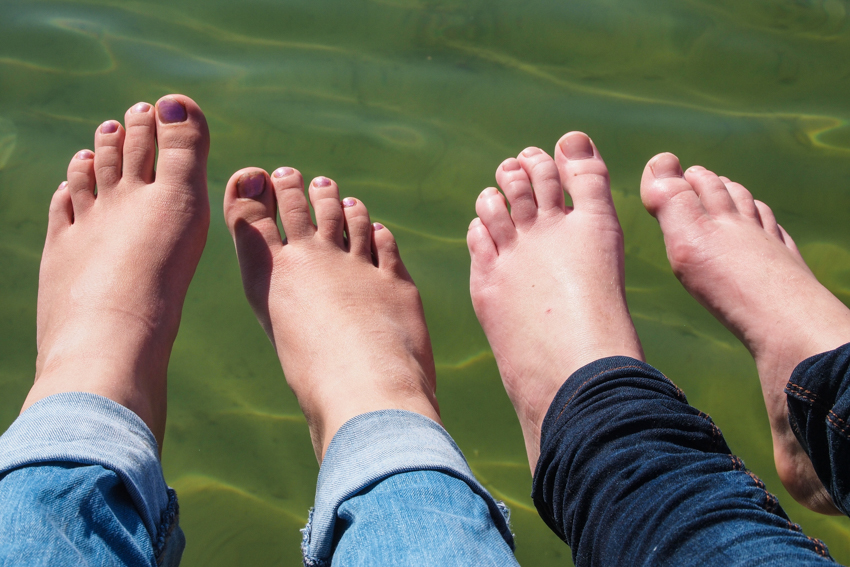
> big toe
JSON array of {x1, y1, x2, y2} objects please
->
[
  {"x1": 153, "y1": 95, "x2": 210, "y2": 192},
  {"x1": 641, "y1": 153, "x2": 705, "y2": 228}
]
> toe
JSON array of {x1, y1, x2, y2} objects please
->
[
  {"x1": 153, "y1": 95, "x2": 210, "y2": 189},
  {"x1": 224, "y1": 168, "x2": 283, "y2": 255},
  {"x1": 122, "y1": 102, "x2": 156, "y2": 184},
  {"x1": 271, "y1": 167, "x2": 315, "y2": 241},
  {"x1": 309, "y1": 176, "x2": 345, "y2": 247},
  {"x1": 517, "y1": 147, "x2": 565, "y2": 212},
  {"x1": 554, "y1": 132, "x2": 615, "y2": 214},
  {"x1": 47, "y1": 181, "x2": 73, "y2": 233},
  {"x1": 495, "y1": 158, "x2": 537, "y2": 228},
  {"x1": 641, "y1": 153, "x2": 705, "y2": 225},
  {"x1": 67, "y1": 149, "x2": 96, "y2": 213},
  {"x1": 475, "y1": 187, "x2": 516, "y2": 251},
  {"x1": 467, "y1": 217, "x2": 498, "y2": 266},
  {"x1": 93, "y1": 120, "x2": 125, "y2": 191},
  {"x1": 342, "y1": 197, "x2": 372, "y2": 259},
  {"x1": 720, "y1": 177, "x2": 759, "y2": 220},
  {"x1": 372, "y1": 223, "x2": 411, "y2": 279},
  {"x1": 754, "y1": 200, "x2": 784, "y2": 241},
  {"x1": 683, "y1": 166, "x2": 737, "y2": 215}
]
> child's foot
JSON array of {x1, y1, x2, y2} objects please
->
[
  {"x1": 641, "y1": 154, "x2": 850, "y2": 515},
  {"x1": 467, "y1": 132, "x2": 645, "y2": 470},
  {"x1": 25, "y1": 96, "x2": 210, "y2": 448},
  {"x1": 223, "y1": 168, "x2": 440, "y2": 460}
]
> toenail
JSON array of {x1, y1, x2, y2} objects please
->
[
  {"x1": 237, "y1": 172, "x2": 266, "y2": 199},
  {"x1": 342, "y1": 197, "x2": 357, "y2": 207},
  {"x1": 58, "y1": 181, "x2": 68, "y2": 190},
  {"x1": 157, "y1": 98, "x2": 188, "y2": 123},
  {"x1": 273, "y1": 167, "x2": 294, "y2": 178},
  {"x1": 559, "y1": 134, "x2": 594, "y2": 160},
  {"x1": 131, "y1": 102, "x2": 152, "y2": 114},
  {"x1": 501, "y1": 159, "x2": 521, "y2": 171},
  {"x1": 649, "y1": 155, "x2": 683, "y2": 179},
  {"x1": 373, "y1": 222, "x2": 384, "y2": 230},
  {"x1": 521, "y1": 147, "x2": 542, "y2": 157},
  {"x1": 313, "y1": 176, "x2": 332, "y2": 187},
  {"x1": 75, "y1": 150, "x2": 94, "y2": 160},
  {"x1": 100, "y1": 120, "x2": 118, "y2": 134}
]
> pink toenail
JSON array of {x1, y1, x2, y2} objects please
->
[
  {"x1": 313, "y1": 176, "x2": 332, "y2": 187},
  {"x1": 100, "y1": 120, "x2": 118, "y2": 134},
  {"x1": 157, "y1": 98, "x2": 187, "y2": 123},
  {"x1": 237, "y1": 172, "x2": 266, "y2": 199},
  {"x1": 273, "y1": 167, "x2": 294, "y2": 178},
  {"x1": 649, "y1": 154, "x2": 683, "y2": 179},
  {"x1": 75, "y1": 150, "x2": 94, "y2": 160},
  {"x1": 502, "y1": 159, "x2": 521, "y2": 171},
  {"x1": 342, "y1": 197, "x2": 357, "y2": 207},
  {"x1": 131, "y1": 102, "x2": 151, "y2": 113},
  {"x1": 373, "y1": 222, "x2": 384, "y2": 230},
  {"x1": 58, "y1": 181, "x2": 68, "y2": 190},
  {"x1": 521, "y1": 147, "x2": 542, "y2": 157},
  {"x1": 560, "y1": 134, "x2": 593, "y2": 160}
]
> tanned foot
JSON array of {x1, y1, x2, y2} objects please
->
[
  {"x1": 223, "y1": 167, "x2": 440, "y2": 461},
  {"x1": 467, "y1": 132, "x2": 644, "y2": 471},
  {"x1": 26, "y1": 96, "x2": 210, "y2": 448},
  {"x1": 641, "y1": 153, "x2": 850, "y2": 515}
]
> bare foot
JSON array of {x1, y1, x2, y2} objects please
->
[
  {"x1": 467, "y1": 132, "x2": 644, "y2": 471},
  {"x1": 25, "y1": 96, "x2": 210, "y2": 448},
  {"x1": 223, "y1": 167, "x2": 440, "y2": 461},
  {"x1": 641, "y1": 153, "x2": 850, "y2": 515}
]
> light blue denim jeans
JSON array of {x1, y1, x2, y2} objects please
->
[{"x1": 0, "y1": 394, "x2": 519, "y2": 566}]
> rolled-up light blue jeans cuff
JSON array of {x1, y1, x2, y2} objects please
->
[
  {"x1": 301, "y1": 410, "x2": 514, "y2": 563},
  {"x1": 0, "y1": 392, "x2": 171, "y2": 542}
]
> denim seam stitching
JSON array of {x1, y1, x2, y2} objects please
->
[{"x1": 826, "y1": 410, "x2": 850, "y2": 439}]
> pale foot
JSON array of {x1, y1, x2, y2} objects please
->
[
  {"x1": 223, "y1": 167, "x2": 440, "y2": 461},
  {"x1": 467, "y1": 132, "x2": 645, "y2": 471},
  {"x1": 25, "y1": 96, "x2": 211, "y2": 448},
  {"x1": 641, "y1": 153, "x2": 850, "y2": 515}
]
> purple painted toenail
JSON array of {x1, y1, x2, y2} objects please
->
[
  {"x1": 76, "y1": 150, "x2": 94, "y2": 160},
  {"x1": 157, "y1": 98, "x2": 188, "y2": 123},
  {"x1": 273, "y1": 167, "x2": 294, "y2": 178},
  {"x1": 502, "y1": 159, "x2": 521, "y2": 171},
  {"x1": 373, "y1": 222, "x2": 384, "y2": 230},
  {"x1": 342, "y1": 197, "x2": 357, "y2": 207},
  {"x1": 313, "y1": 176, "x2": 331, "y2": 187},
  {"x1": 131, "y1": 102, "x2": 152, "y2": 113},
  {"x1": 560, "y1": 134, "x2": 594, "y2": 160},
  {"x1": 100, "y1": 120, "x2": 118, "y2": 134},
  {"x1": 237, "y1": 172, "x2": 266, "y2": 199}
]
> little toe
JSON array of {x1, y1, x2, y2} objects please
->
[
  {"x1": 754, "y1": 200, "x2": 785, "y2": 241},
  {"x1": 683, "y1": 166, "x2": 737, "y2": 215},
  {"x1": 494, "y1": 158, "x2": 537, "y2": 228},
  {"x1": 640, "y1": 153, "x2": 705, "y2": 226},
  {"x1": 93, "y1": 120, "x2": 125, "y2": 191},
  {"x1": 224, "y1": 168, "x2": 283, "y2": 255},
  {"x1": 67, "y1": 149, "x2": 96, "y2": 213},
  {"x1": 309, "y1": 176, "x2": 345, "y2": 247},
  {"x1": 47, "y1": 181, "x2": 73, "y2": 233},
  {"x1": 554, "y1": 132, "x2": 615, "y2": 214},
  {"x1": 721, "y1": 178, "x2": 759, "y2": 220},
  {"x1": 467, "y1": 217, "x2": 498, "y2": 267},
  {"x1": 372, "y1": 222, "x2": 412, "y2": 280},
  {"x1": 517, "y1": 147, "x2": 566, "y2": 212},
  {"x1": 271, "y1": 167, "x2": 315, "y2": 242},
  {"x1": 153, "y1": 95, "x2": 210, "y2": 189},
  {"x1": 342, "y1": 197, "x2": 372, "y2": 259},
  {"x1": 122, "y1": 102, "x2": 156, "y2": 184},
  {"x1": 475, "y1": 187, "x2": 516, "y2": 251}
]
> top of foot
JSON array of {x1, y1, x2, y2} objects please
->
[
  {"x1": 641, "y1": 153, "x2": 850, "y2": 514},
  {"x1": 27, "y1": 96, "x2": 210, "y2": 448},
  {"x1": 223, "y1": 167, "x2": 440, "y2": 461},
  {"x1": 467, "y1": 132, "x2": 644, "y2": 470}
]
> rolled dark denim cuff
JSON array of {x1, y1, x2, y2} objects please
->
[
  {"x1": 0, "y1": 393, "x2": 178, "y2": 550},
  {"x1": 301, "y1": 409, "x2": 514, "y2": 566},
  {"x1": 786, "y1": 342, "x2": 850, "y2": 515}
]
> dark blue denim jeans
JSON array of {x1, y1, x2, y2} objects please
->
[{"x1": 533, "y1": 355, "x2": 846, "y2": 566}]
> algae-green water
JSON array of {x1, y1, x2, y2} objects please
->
[{"x1": 2, "y1": 0, "x2": 850, "y2": 564}]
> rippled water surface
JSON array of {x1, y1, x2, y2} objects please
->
[{"x1": 2, "y1": 0, "x2": 850, "y2": 564}]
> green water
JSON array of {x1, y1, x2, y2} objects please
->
[{"x1": 2, "y1": 0, "x2": 850, "y2": 564}]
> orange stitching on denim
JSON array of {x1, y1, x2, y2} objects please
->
[
  {"x1": 555, "y1": 365, "x2": 648, "y2": 421},
  {"x1": 827, "y1": 411, "x2": 850, "y2": 439},
  {"x1": 786, "y1": 382, "x2": 819, "y2": 398}
]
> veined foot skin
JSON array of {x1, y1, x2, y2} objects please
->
[
  {"x1": 26, "y1": 96, "x2": 210, "y2": 448},
  {"x1": 641, "y1": 153, "x2": 850, "y2": 515},
  {"x1": 467, "y1": 132, "x2": 645, "y2": 471},
  {"x1": 223, "y1": 168, "x2": 440, "y2": 461}
]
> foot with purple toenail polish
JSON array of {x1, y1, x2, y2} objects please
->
[
  {"x1": 224, "y1": 167, "x2": 440, "y2": 460},
  {"x1": 25, "y1": 95, "x2": 210, "y2": 448}
]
